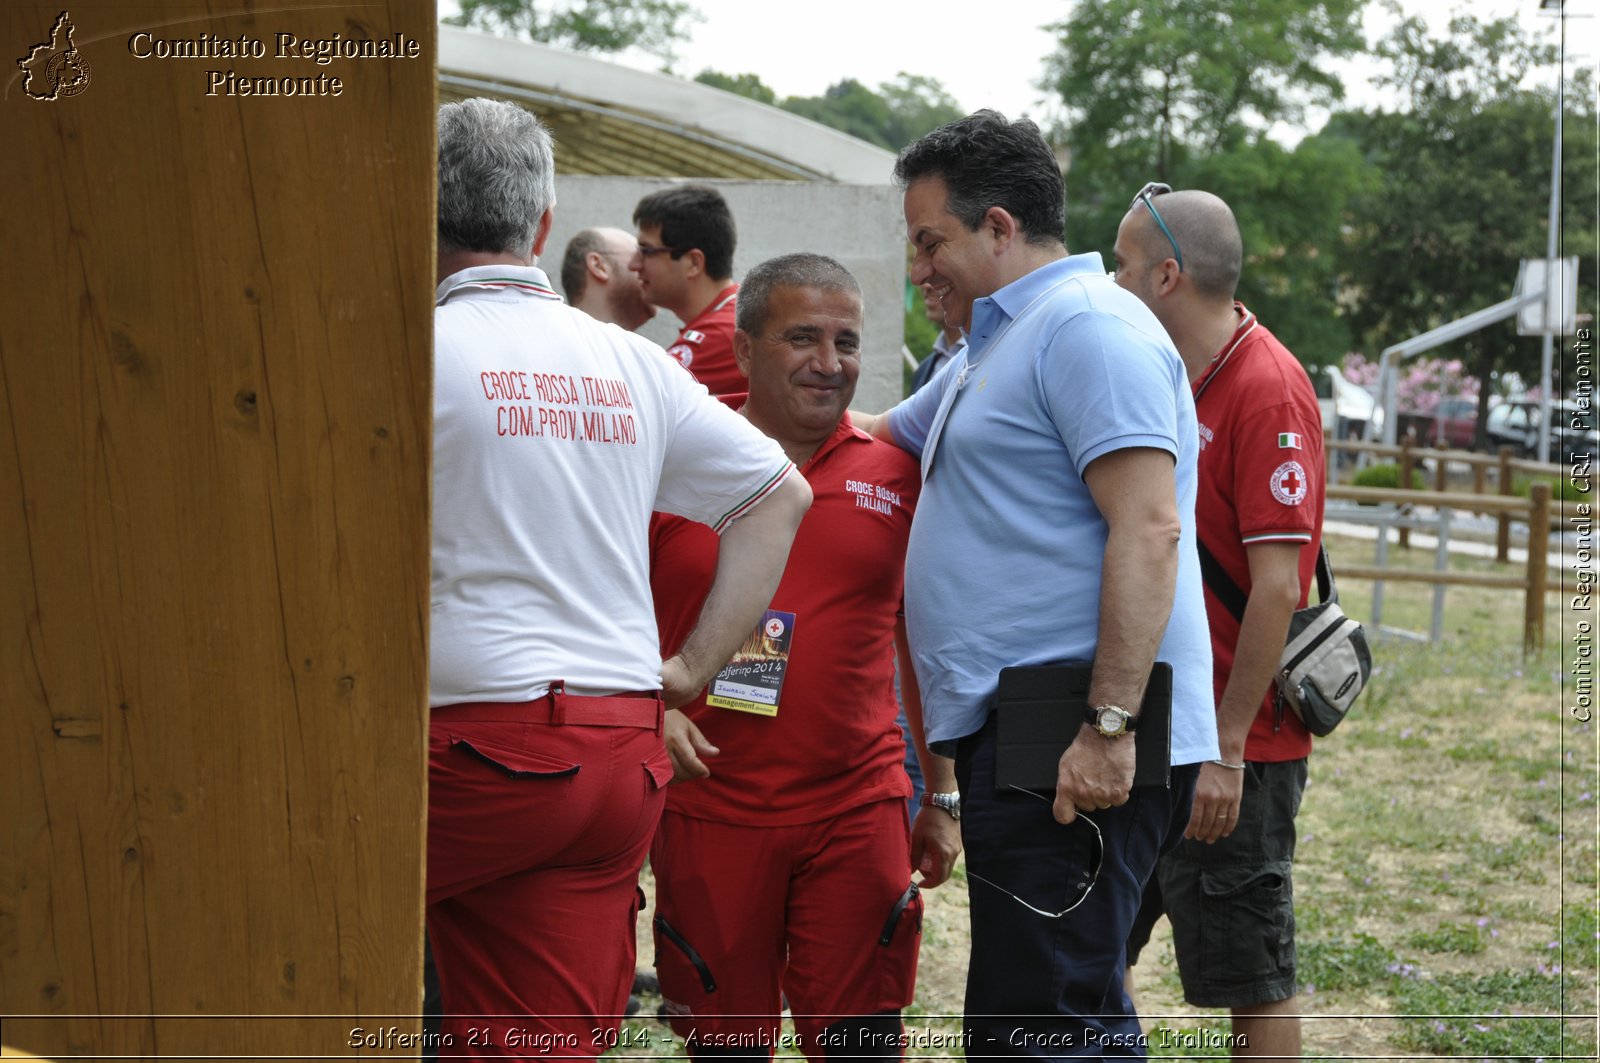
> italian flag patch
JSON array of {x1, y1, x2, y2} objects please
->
[{"x1": 1278, "y1": 432, "x2": 1302, "y2": 450}]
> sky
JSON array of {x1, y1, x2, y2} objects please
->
[{"x1": 526, "y1": 0, "x2": 1592, "y2": 142}]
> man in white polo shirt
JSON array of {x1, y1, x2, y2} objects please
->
[{"x1": 427, "y1": 98, "x2": 811, "y2": 1059}]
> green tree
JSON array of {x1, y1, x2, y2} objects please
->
[
  {"x1": 876, "y1": 74, "x2": 966, "y2": 149},
  {"x1": 781, "y1": 79, "x2": 900, "y2": 149},
  {"x1": 1327, "y1": 8, "x2": 1597, "y2": 426},
  {"x1": 688, "y1": 68, "x2": 960, "y2": 151},
  {"x1": 1045, "y1": 0, "x2": 1365, "y2": 177},
  {"x1": 687, "y1": 72, "x2": 964, "y2": 152},
  {"x1": 1043, "y1": 0, "x2": 1369, "y2": 367},
  {"x1": 444, "y1": 0, "x2": 698, "y2": 60},
  {"x1": 694, "y1": 69, "x2": 777, "y2": 105},
  {"x1": 1186, "y1": 133, "x2": 1376, "y2": 367},
  {"x1": 782, "y1": 75, "x2": 964, "y2": 152}
]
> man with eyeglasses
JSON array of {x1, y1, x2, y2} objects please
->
[
  {"x1": 631, "y1": 185, "x2": 745, "y2": 396},
  {"x1": 560, "y1": 227, "x2": 657, "y2": 332},
  {"x1": 648, "y1": 253, "x2": 961, "y2": 1060},
  {"x1": 1114, "y1": 188, "x2": 1323, "y2": 1060},
  {"x1": 856, "y1": 110, "x2": 1219, "y2": 1055}
]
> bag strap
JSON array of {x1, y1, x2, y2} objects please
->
[
  {"x1": 1314, "y1": 543, "x2": 1338, "y2": 605},
  {"x1": 1195, "y1": 538, "x2": 1248, "y2": 623},
  {"x1": 1194, "y1": 537, "x2": 1337, "y2": 625}
]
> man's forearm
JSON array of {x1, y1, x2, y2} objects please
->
[
  {"x1": 1213, "y1": 543, "x2": 1303, "y2": 761},
  {"x1": 669, "y1": 473, "x2": 811, "y2": 700},
  {"x1": 896, "y1": 620, "x2": 955, "y2": 794},
  {"x1": 1211, "y1": 600, "x2": 1292, "y2": 761},
  {"x1": 1082, "y1": 448, "x2": 1183, "y2": 712},
  {"x1": 1088, "y1": 518, "x2": 1179, "y2": 710},
  {"x1": 847, "y1": 408, "x2": 900, "y2": 448}
]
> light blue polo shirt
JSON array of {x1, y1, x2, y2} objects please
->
[{"x1": 888, "y1": 252, "x2": 1217, "y2": 765}]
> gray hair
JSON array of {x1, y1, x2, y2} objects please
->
[
  {"x1": 1147, "y1": 190, "x2": 1243, "y2": 301},
  {"x1": 735, "y1": 253, "x2": 861, "y2": 335},
  {"x1": 437, "y1": 98, "x2": 556, "y2": 257}
]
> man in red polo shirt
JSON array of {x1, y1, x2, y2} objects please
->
[
  {"x1": 1114, "y1": 187, "x2": 1325, "y2": 1058},
  {"x1": 649, "y1": 253, "x2": 962, "y2": 1060},
  {"x1": 631, "y1": 185, "x2": 744, "y2": 396}
]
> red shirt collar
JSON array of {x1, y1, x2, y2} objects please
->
[
  {"x1": 718, "y1": 393, "x2": 869, "y2": 471},
  {"x1": 687, "y1": 284, "x2": 740, "y2": 327},
  {"x1": 1192, "y1": 302, "x2": 1258, "y2": 401}
]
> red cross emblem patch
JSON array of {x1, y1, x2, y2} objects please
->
[{"x1": 1271, "y1": 460, "x2": 1308, "y2": 506}]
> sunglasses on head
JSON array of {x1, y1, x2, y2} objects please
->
[{"x1": 1131, "y1": 181, "x2": 1183, "y2": 273}]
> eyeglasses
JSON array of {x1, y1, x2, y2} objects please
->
[
  {"x1": 635, "y1": 242, "x2": 684, "y2": 260},
  {"x1": 966, "y1": 792, "x2": 1103, "y2": 918},
  {"x1": 1131, "y1": 181, "x2": 1183, "y2": 273}
]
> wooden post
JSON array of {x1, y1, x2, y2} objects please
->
[
  {"x1": 1525, "y1": 482, "x2": 1552, "y2": 653},
  {"x1": 1434, "y1": 452, "x2": 1449, "y2": 494},
  {"x1": 1, "y1": 3, "x2": 434, "y2": 1056},
  {"x1": 1473, "y1": 462, "x2": 1487, "y2": 497},
  {"x1": 1498, "y1": 447, "x2": 1515, "y2": 563},
  {"x1": 1399, "y1": 437, "x2": 1414, "y2": 549}
]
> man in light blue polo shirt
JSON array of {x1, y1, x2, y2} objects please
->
[{"x1": 860, "y1": 110, "x2": 1218, "y2": 1056}]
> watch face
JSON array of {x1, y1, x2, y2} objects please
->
[{"x1": 1097, "y1": 708, "x2": 1127, "y2": 736}]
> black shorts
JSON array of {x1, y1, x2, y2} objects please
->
[{"x1": 1155, "y1": 759, "x2": 1308, "y2": 1009}]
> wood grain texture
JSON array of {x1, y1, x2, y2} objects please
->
[{"x1": 1, "y1": 3, "x2": 434, "y2": 1057}]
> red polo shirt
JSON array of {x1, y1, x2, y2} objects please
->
[
  {"x1": 1193, "y1": 305, "x2": 1324, "y2": 761},
  {"x1": 650, "y1": 406, "x2": 918, "y2": 825},
  {"x1": 665, "y1": 284, "x2": 743, "y2": 396}
]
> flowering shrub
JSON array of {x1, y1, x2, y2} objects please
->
[{"x1": 1343, "y1": 352, "x2": 1480, "y2": 411}]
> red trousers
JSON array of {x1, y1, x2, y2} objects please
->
[
  {"x1": 651, "y1": 799, "x2": 922, "y2": 1057},
  {"x1": 427, "y1": 689, "x2": 671, "y2": 1059}
]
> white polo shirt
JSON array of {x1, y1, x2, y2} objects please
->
[{"x1": 431, "y1": 264, "x2": 793, "y2": 706}]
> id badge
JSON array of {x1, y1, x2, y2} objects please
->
[{"x1": 705, "y1": 609, "x2": 795, "y2": 716}]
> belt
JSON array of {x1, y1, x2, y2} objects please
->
[{"x1": 435, "y1": 680, "x2": 664, "y2": 734}]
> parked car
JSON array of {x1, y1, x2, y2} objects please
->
[
  {"x1": 1313, "y1": 365, "x2": 1383, "y2": 440},
  {"x1": 1396, "y1": 398, "x2": 1479, "y2": 450},
  {"x1": 1484, "y1": 399, "x2": 1599, "y2": 464}
]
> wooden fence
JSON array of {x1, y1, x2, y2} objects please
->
[
  {"x1": 1323, "y1": 481, "x2": 1554, "y2": 652},
  {"x1": 1328, "y1": 437, "x2": 1578, "y2": 554}
]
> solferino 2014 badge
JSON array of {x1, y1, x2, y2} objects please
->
[{"x1": 705, "y1": 609, "x2": 796, "y2": 716}]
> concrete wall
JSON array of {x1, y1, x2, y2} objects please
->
[{"x1": 545, "y1": 177, "x2": 908, "y2": 414}]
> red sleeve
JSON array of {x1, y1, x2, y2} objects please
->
[{"x1": 1231, "y1": 401, "x2": 1323, "y2": 545}]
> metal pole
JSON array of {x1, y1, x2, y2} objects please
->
[
  {"x1": 1372, "y1": 509, "x2": 1390, "y2": 630},
  {"x1": 1537, "y1": 0, "x2": 1566, "y2": 463},
  {"x1": 1432, "y1": 507, "x2": 1451, "y2": 643}
]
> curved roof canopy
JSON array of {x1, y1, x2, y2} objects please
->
[{"x1": 439, "y1": 27, "x2": 898, "y2": 184}]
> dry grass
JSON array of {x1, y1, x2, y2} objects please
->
[{"x1": 613, "y1": 531, "x2": 1598, "y2": 1059}]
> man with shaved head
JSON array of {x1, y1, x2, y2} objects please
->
[
  {"x1": 1114, "y1": 186, "x2": 1325, "y2": 1058},
  {"x1": 561, "y1": 226, "x2": 656, "y2": 331}
]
